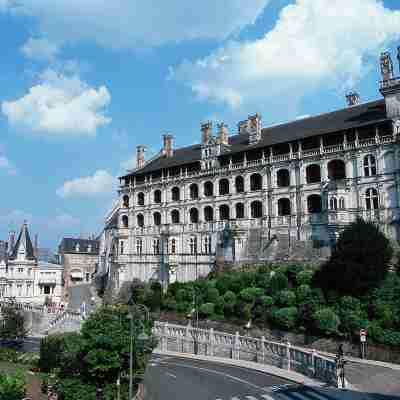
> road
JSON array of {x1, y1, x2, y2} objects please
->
[
  {"x1": 67, "y1": 283, "x2": 96, "y2": 313},
  {"x1": 143, "y1": 354, "x2": 353, "y2": 400}
]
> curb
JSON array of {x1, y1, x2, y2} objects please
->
[{"x1": 154, "y1": 349, "x2": 327, "y2": 387}]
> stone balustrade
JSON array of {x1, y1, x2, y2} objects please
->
[{"x1": 152, "y1": 321, "x2": 337, "y2": 386}]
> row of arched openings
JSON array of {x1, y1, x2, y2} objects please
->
[
  {"x1": 122, "y1": 188, "x2": 379, "y2": 227},
  {"x1": 122, "y1": 156, "x2": 378, "y2": 208}
]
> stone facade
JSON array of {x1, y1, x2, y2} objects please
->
[
  {"x1": 98, "y1": 50, "x2": 400, "y2": 290},
  {"x1": 58, "y1": 238, "x2": 99, "y2": 300}
]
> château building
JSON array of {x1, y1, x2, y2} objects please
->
[
  {"x1": 0, "y1": 223, "x2": 63, "y2": 303},
  {"x1": 97, "y1": 50, "x2": 400, "y2": 290}
]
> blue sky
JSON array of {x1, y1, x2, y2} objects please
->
[{"x1": 1, "y1": 0, "x2": 400, "y2": 251}]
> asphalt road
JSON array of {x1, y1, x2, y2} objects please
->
[{"x1": 143, "y1": 354, "x2": 341, "y2": 400}]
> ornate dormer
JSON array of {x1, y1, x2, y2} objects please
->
[
  {"x1": 200, "y1": 122, "x2": 222, "y2": 170},
  {"x1": 379, "y1": 49, "x2": 400, "y2": 120},
  {"x1": 238, "y1": 113, "x2": 262, "y2": 144},
  {"x1": 9, "y1": 222, "x2": 36, "y2": 262}
]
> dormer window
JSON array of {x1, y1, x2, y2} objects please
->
[
  {"x1": 88, "y1": 244, "x2": 92, "y2": 253},
  {"x1": 75, "y1": 243, "x2": 80, "y2": 252}
]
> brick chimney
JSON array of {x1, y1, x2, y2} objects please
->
[
  {"x1": 217, "y1": 122, "x2": 229, "y2": 145},
  {"x1": 136, "y1": 145, "x2": 146, "y2": 168},
  {"x1": 8, "y1": 231, "x2": 15, "y2": 255},
  {"x1": 346, "y1": 91, "x2": 360, "y2": 106},
  {"x1": 201, "y1": 121, "x2": 212, "y2": 144},
  {"x1": 163, "y1": 134, "x2": 174, "y2": 157}
]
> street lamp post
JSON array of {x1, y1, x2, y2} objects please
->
[{"x1": 128, "y1": 303, "x2": 150, "y2": 400}]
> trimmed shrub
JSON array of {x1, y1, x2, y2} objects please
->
[
  {"x1": 239, "y1": 287, "x2": 264, "y2": 303},
  {"x1": 296, "y1": 270, "x2": 314, "y2": 286},
  {"x1": 206, "y1": 287, "x2": 220, "y2": 303},
  {"x1": 223, "y1": 291, "x2": 237, "y2": 316},
  {"x1": 199, "y1": 303, "x2": 215, "y2": 317},
  {"x1": 313, "y1": 308, "x2": 340, "y2": 335},
  {"x1": 270, "y1": 272, "x2": 289, "y2": 295},
  {"x1": 273, "y1": 307, "x2": 298, "y2": 330},
  {"x1": 276, "y1": 289, "x2": 296, "y2": 307}
]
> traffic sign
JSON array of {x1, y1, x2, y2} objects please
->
[{"x1": 360, "y1": 329, "x2": 367, "y2": 342}]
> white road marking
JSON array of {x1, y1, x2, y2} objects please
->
[
  {"x1": 261, "y1": 394, "x2": 276, "y2": 400},
  {"x1": 165, "y1": 372, "x2": 177, "y2": 379},
  {"x1": 245, "y1": 396, "x2": 259, "y2": 400},
  {"x1": 231, "y1": 397, "x2": 241, "y2": 400},
  {"x1": 160, "y1": 361, "x2": 266, "y2": 391}
]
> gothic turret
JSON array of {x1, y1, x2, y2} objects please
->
[{"x1": 9, "y1": 222, "x2": 36, "y2": 262}]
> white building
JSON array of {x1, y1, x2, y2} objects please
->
[
  {"x1": 97, "y1": 50, "x2": 400, "y2": 291},
  {"x1": 0, "y1": 223, "x2": 63, "y2": 304}
]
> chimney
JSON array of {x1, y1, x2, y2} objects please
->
[
  {"x1": 201, "y1": 121, "x2": 212, "y2": 144},
  {"x1": 8, "y1": 231, "x2": 15, "y2": 255},
  {"x1": 217, "y1": 122, "x2": 229, "y2": 145},
  {"x1": 346, "y1": 92, "x2": 360, "y2": 107},
  {"x1": 248, "y1": 113, "x2": 262, "y2": 144},
  {"x1": 163, "y1": 134, "x2": 174, "y2": 157},
  {"x1": 34, "y1": 234, "x2": 38, "y2": 258},
  {"x1": 136, "y1": 145, "x2": 146, "y2": 168}
]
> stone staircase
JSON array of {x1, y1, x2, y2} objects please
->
[{"x1": 246, "y1": 228, "x2": 262, "y2": 259}]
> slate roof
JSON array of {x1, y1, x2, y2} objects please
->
[
  {"x1": 9, "y1": 223, "x2": 36, "y2": 261},
  {"x1": 0, "y1": 241, "x2": 7, "y2": 263},
  {"x1": 59, "y1": 238, "x2": 99, "y2": 255},
  {"x1": 121, "y1": 99, "x2": 388, "y2": 179}
]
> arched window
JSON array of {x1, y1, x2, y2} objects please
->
[
  {"x1": 278, "y1": 198, "x2": 291, "y2": 216},
  {"x1": 189, "y1": 208, "x2": 199, "y2": 223},
  {"x1": 171, "y1": 238, "x2": 177, "y2": 254},
  {"x1": 235, "y1": 203, "x2": 244, "y2": 219},
  {"x1": 204, "y1": 206, "x2": 214, "y2": 222},
  {"x1": 251, "y1": 201, "x2": 263, "y2": 218},
  {"x1": 121, "y1": 215, "x2": 129, "y2": 228},
  {"x1": 171, "y1": 187, "x2": 180, "y2": 201},
  {"x1": 329, "y1": 197, "x2": 338, "y2": 210},
  {"x1": 153, "y1": 212, "x2": 161, "y2": 226},
  {"x1": 365, "y1": 188, "x2": 379, "y2": 210},
  {"x1": 136, "y1": 239, "x2": 143, "y2": 255},
  {"x1": 364, "y1": 155, "x2": 377, "y2": 177},
  {"x1": 171, "y1": 210, "x2": 180, "y2": 224},
  {"x1": 235, "y1": 176, "x2": 244, "y2": 193},
  {"x1": 122, "y1": 195, "x2": 129, "y2": 208},
  {"x1": 137, "y1": 192, "x2": 145, "y2": 206},
  {"x1": 189, "y1": 184, "x2": 199, "y2": 200},
  {"x1": 154, "y1": 190, "x2": 162, "y2": 204},
  {"x1": 339, "y1": 197, "x2": 345, "y2": 210},
  {"x1": 219, "y1": 204, "x2": 230, "y2": 220},
  {"x1": 306, "y1": 164, "x2": 321, "y2": 184},
  {"x1": 307, "y1": 194, "x2": 322, "y2": 213},
  {"x1": 204, "y1": 181, "x2": 214, "y2": 197},
  {"x1": 250, "y1": 173, "x2": 262, "y2": 191},
  {"x1": 203, "y1": 236, "x2": 211, "y2": 254},
  {"x1": 189, "y1": 237, "x2": 197, "y2": 255},
  {"x1": 219, "y1": 179, "x2": 230, "y2": 195},
  {"x1": 328, "y1": 159, "x2": 346, "y2": 180},
  {"x1": 277, "y1": 169, "x2": 290, "y2": 187},
  {"x1": 136, "y1": 214, "x2": 144, "y2": 227},
  {"x1": 153, "y1": 239, "x2": 160, "y2": 255}
]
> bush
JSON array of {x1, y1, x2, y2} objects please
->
[
  {"x1": 273, "y1": 307, "x2": 298, "y2": 330},
  {"x1": 163, "y1": 297, "x2": 177, "y2": 311},
  {"x1": 223, "y1": 291, "x2": 237, "y2": 316},
  {"x1": 199, "y1": 303, "x2": 215, "y2": 317},
  {"x1": 239, "y1": 287, "x2": 263, "y2": 303},
  {"x1": 214, "y1": 296, "x2": 225, "y2": 315},
  {"x1": 206, "y1": 287, "x2": 220, "y2": 303},
  {"x1": 276, "y1": 290, "x2": 296, "y2": 307},
  {"x1": 269, "y1": 272, "x2": 289, "y2": 295},
  {"x1": 0, "y1": 370, "x2": 25, "y2": 400},
  {"x1": 296, "y1": 269, "x2": 314, "y2": 286},
  {"x1": 313, "y1": 308, "x2": 340, "y2": 335},
  {"x1": 296, "y1": 284, "x2": 312, "y2": 303}
]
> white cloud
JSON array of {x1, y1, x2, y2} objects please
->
[
  {"x1": 172, "y1": 0, "x2": 400, "y2": 109},
  {"x1": 56, "y1": 170, "x2": 115, "y2": 198},
  {"x1": 1, "y1": 69, "x2": 111, "y2": 136},
  {"x1": 0, "y1": 155, "x2": 17, "y2": 175},
  {"x1": 1, "y1": 1, "x2": 269, "y2": 48},
  {"x1": 21, "y1": 37, "x2": 59, "y2": 62}
]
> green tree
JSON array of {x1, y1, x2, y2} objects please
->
[
  {"x1": 0, "y1": 371, "x2": 25, "y2": 400},
  {"x1": 273, "y1": 307, "x2": 298, "y2": 330},
  {"x1": 313, "y1": 218, "x2": 393, "y2": 295},
  {"x1": 0, "y1": 304, "x2": 27, "y2": 340},
  {"x1": 313, "y1": 308, "x2": 340, "y2": 335}
]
